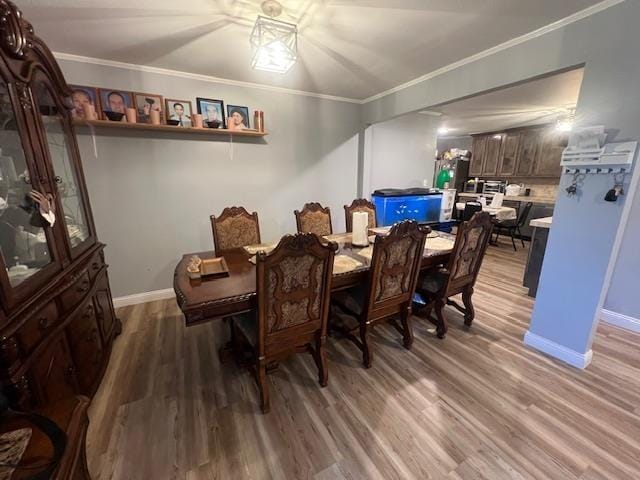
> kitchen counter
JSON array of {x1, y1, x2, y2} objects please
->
[
  {"x1": 529, "y1": 216, "x2": 552, "y2": 229},
  {"x1": 458, "y1": 192, "x2": 556, "y2": 204}
]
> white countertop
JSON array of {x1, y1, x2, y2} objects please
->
[
  {"x1": 458, "y1": 192, "x2": 556, "y2": 205},
  {"x1": 529, "y1": 216, "x2": 553, "y2": 229}
]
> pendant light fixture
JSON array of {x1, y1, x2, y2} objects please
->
[{"x1": 250, "y1": 1, "x2": 298, "y2": 74}]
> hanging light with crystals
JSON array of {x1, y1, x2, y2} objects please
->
[{"x1": 250, "y1": 1, "x2": 298, "y2": 74}]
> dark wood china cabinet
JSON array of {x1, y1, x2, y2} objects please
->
[{"x1": 0, "y1": 2, "x2": 119, "y2": 477}]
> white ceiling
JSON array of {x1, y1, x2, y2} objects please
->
[
  {"x1": 20, "y1": 0, "x2": 604, "y2": 100},
  {"x1": 431, "y1": 67, "x2": 585, "y2": 135}
]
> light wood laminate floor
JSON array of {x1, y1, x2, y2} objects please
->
[{"x1": 87, "y1": 239, "x2": 640, "y2": 479}]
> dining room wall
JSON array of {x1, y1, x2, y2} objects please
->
[
  {"x1": 360, "y1": 0, "x2": 640, "y2": 366},
  {"x1": 58, "y1": 58, "x2": 362, "y2": 299},
  {"x1": 362, "y1": 113, "x2": 439, "y2": 195}
]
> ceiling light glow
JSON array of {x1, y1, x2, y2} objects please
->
[
  {"x1": 250, "y1": 14, "x2": 298, "y2": 74},
  {"x1": 437, "y1": 127, "x2": 449, "y2": 135}
]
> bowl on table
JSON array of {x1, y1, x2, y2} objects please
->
[
  {"x1": 166, "y1": 119, "x2": 180, "y2": 126},
  {"x1": 103, "y1": 111, "x2": 124, "y2": 122},
  {"x1": 206, "y1": 120, "x2": 222, "y2": 129}
]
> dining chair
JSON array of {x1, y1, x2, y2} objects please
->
[
  {"x1": 331, "y1": 220, "x2": 428, "y2": 368},
  {"x1": 229, "y1": 233, "x2": 337, "y2": 413},
  {"x1": 294, "y1": 202, "x2": 333, "y2": 236},
  {"x1": 415, "y1": 212, "x2": 493, "y2": 338},
  {"x1": 344, "y1": 198, "x2": 377, "y2": 232},
  {"x1": 462, "y1": 202, "x2": 483, "y2": 221},
  {"x1": 493, "y1": 202, "x2": 533, "y2": 251},
  {"x1": 210, "y1": 206, "x2": 261, "y2": 256}
]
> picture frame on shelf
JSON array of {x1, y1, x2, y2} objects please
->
[
  {"x1": 196, "y1": 97, "x2": 226, "y2": 129},
  {"x1": 227, "y1": 104, "x2": 250, "y2": 130},
  {"x1": 165, "y1": 99, "x2": 193, "y2": 127},
  {"x1": 98, "y1": 88, "x2": 134, "y2": 121},
  {"x1": 133, "y1": 92, "x2": 164, "y2": 124},
  {"x1": 69, "y1": 85, "x2": 100, "y2": 120}
]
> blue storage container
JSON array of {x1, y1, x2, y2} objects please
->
[{"x1": 372, "y1": 189, "x2": 443, "y2": 226}]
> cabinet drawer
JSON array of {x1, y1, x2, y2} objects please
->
[
  {"x1": 60, "y1": 271, "x2": 91, "y2": 312},
  {"x1": 17, "y1": 301, "x2": 61, "y2": 357},
  {"x1": 67, "y1": 301, "x2": 104, "y2": 393},
  {"x1": 87, "y1": 249, "x2": 105, "y2": 282}
]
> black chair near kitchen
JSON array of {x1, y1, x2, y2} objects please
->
[
  {"x1": 493, "y1": 202, "x2": 533, "y2": 251},
  {"x1": 462, "y1": 202, "x2": 483, "y2": 221}
]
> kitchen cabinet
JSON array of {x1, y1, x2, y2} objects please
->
[
  {"x1": 483, "y1": 134, "x2": 503, "y2": 176},
  {"x1": 498, "y1": 132, "x2": 521, "y2": 176},
  {"x1": 535, "y1": 131, "x2": 568, "y2": 177},
  {"x1": 515, "y1": 129, "x2": 540, "y2": 176},
  {"x1": 469, "y1": 135, "x2": 486, "y2": 176},
  {"x1": 470, "y1": 125, "x2": 567, "y2": 179}
]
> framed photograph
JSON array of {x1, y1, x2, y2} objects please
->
[
  {"x1": 165, "y1": 99, "x2": 193, "y2": 127},
  {"x1": 227, "y1": 104, "x2": 250, "y2": 130},
  {"x1": 69, "y1": 85, "x2": 100, "y2": 120},
  {"x1": 133, "y1": 92, "x2": 164, "y2": 123},
  {"x1": 196, "y1": 97, "x2": 226, "y2": 129},
  {"x1": 98, "y1": 88, "x2": 134, "y2": 120}
]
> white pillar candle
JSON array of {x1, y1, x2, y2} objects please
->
[{"x1": 352, "y1": 212, "x2": 369, "y2": 247}]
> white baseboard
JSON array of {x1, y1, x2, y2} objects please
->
[
  {"x1": 523, "y1": 331, "x2": 593, "y2": 369},
  {"x1": 113, "y1": 288, "x2": 175, "y2": 308},
  {"x1": 601, "y1": 309, "x2": 640, "y2": 333}
]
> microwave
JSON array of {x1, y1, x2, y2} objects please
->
[{"x1": 483, "y1": 181, "x2": 506, "y2": 194}]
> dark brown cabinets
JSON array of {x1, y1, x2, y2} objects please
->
[
  {"x1": 498, "y1": 132, "x2": 521, "y2": 176},
  {"x1": 0, "y1": 0, "x2": 120, "y2": 413},
  {"x1": 469, "y1": 125, "x2": 567, "y2": 179},
  {"x1": 469, "y1": 136, "x2": 486, "y2": 176}
]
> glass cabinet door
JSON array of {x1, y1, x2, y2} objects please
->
[
  {"x1": 0, "y1": 82, "x2": 55, "y2": 287},
  {"x1": 35, "y1": 83, "x2": 91, "y2": 252}
]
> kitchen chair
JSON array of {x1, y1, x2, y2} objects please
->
[
  {"x1": 294, "y1": 202, "x2": 333, "y2": 236},
  {"x1": 415, "y1": 212, "x2": 493, "y2": 338},
  {"x1": 493, "y1": 202, "x2": 533, "y2": 251},
  {"x1": 344, "y1": 198, "x2": 377, "y2": 232},
  {"x1": 228, "y1": 233, "x2": 337, "y2": 413},
  {"x1": 210, "y1": 206, "x2": 261, "y2": 256},
  {"x1": 331, "y1": 220, "x2": 428, "y2": 368},
  {"x1": 462, "y1": 202, "x2": 483, "y2": 221}
]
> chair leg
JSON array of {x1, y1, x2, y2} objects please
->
[
  {"x1": 494, "y1": 229, "x2": 500, "y2": 244},
  {"x1": 434, "y1": 299, "x2": 447, "y2": 339},
  {"x1": 315, "y1": 333, "x2": 328, "y2": 387},
  {"x1": 360, "y1": 321, "x2": 373, "y2": 368},
  {"x1": 462, "y1": 287, "x2": 475, "y2": 327},
  {"x1": 400, "y1": 306, "x2": 413, "y2": 349},
  {"x1": 257, "y1": 357, "x2": 270, "y2": 414},
  {"x1": 518, "y1": 227, "x2": 526, "y2": 247},
  {"x1": 509, "y1": 228, "x2": 517, "y2": 251}
]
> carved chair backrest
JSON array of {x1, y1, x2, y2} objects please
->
[
  {"x1": 445, "y1": 212, "x2": 493, "y2": 295},
  {"x1": 344, "y1": 199, "x2": 377, "y2": 232},
  {"x1": 364, "y1": 221, "x2": 428, "y2": 321},
  {"x1": 255, "y1": 233, "x2": 337, "y2": 356},
  {"x1": 294, "y1": 202, "x2": 332, "y2": 236},
  {"x1": 210, "y1": 206, "x2": 261, "y2": 256}
]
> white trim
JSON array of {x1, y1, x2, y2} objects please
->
[
  {"x1": 524, "y1": 331, "x2": 593, "y2": 369},
  {"x1": 601, "y1": 309, "x2": 640, "y2": 333},
  {"x1": 361, "y1": 0, "x2": 626, "y2": 104},
  {"x1": 53, "y1": 52, "x2": 361, "y2": 105},
  {"x1": 112, "y1": 288, "x2": 175, "y2": 309}
]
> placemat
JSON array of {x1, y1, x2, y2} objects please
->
[
  {"x1": 425, "y1": 237, "x2": 455, "y2": 251},
  {"x1": 333, "y1": 255, "x2": 363, "y2": 274}
]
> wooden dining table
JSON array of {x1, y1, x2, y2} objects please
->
[{"x1": 173, "y1": 230, "x2": 455, "y2": 326}]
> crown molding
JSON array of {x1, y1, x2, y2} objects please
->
[
  {"x1": 53, "y1": 52, "x2": 362, "y2": 105},
  {"x1": 361, "y1": 0, "x2": 626, "y2": 104}
]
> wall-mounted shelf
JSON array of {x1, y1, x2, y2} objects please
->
[{"x1": 72, "y1": 119, "x2": 268, "y2": 138}]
